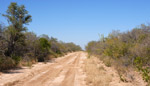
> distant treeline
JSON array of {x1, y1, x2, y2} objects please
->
[
  {"x1": 86, "y1": 24, "x2": 150, "y2": 83},
  {"x1": 0, "y1": 3, "x2": 82, "y2": 71}
]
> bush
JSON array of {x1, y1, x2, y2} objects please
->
[
  {"x1": 12, "y1": 55, "x2": 21, "y2": 65},
  {"x1": 0, "y1": 2, "x2": 82, "y2": 71},
  {"x1": 0, "y1": 57, "x2": 15, "y2": 71},
  {"x1": 86, "y1": 24, "x2": 150, "y2": 83}
]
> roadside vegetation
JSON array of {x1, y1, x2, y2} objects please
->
[
  {"x1": 86, "y1": 24, "x2": 150, "y2": 85},
  {"x1": 84, "y1": 56, "x2": 112, "y2": 86},
  {"x1": 84, "y1": 56, "x2": 146, "y2": 86},
  {"x1": 0, "y1": 3, "x2": 82, "y2": 71}
]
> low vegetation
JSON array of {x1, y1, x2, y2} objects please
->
[
  {"x1": 86, "y1": 24, "x2": 150, "y2": 85},
  {"x1": 0, "y1": 3, "x2": 82, "y2": 71},
  {"x1": 84, "y1": 56, "x2": 112, "y2": 86},
  {"x1": 84, "y1": 56, "x2": 146, "y2": 86}
]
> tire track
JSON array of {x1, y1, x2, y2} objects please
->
[{"x1": 1, "y1": 52, "x2": 86, "y2": 86}]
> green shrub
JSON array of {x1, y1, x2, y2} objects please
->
[
  {"x1": 0, "y1": 57, "x2": 15, "y2": 71},
  {"x1": 12, "y1": 55, "x2": 21, "y2": 65},
  {"x1": 141, "y1": 67, "x2": 150, "y2": 82},
  {"x1": 86, "y1": 24, "x2": 150, "y2": 84}
]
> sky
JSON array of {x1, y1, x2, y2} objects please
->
[{"x1": 0, "y1": 0, "x2": 150, "y2": 49}]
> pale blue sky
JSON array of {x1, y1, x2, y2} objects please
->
[{"x1": 0, "y1": 0, "x2": 150, "y2": 49}]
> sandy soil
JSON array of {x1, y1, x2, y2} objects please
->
[
  {"x1": 84, "y1": 56, "x2": 147, "y2": 86},
  {"x1": 0, "y1": 52, "x2": 87, "y2": 86},
  {"x1": 0, "y1": 52, "x2": 146, "y2": 86}
]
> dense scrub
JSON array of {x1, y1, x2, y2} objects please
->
[
  {"x1": 0, "y1": 3, "x2": 82, "y2": 71},
  {"x1": 86, "y1": 24, "x2": 150, "y2": 84}
]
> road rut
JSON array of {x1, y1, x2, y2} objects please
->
[{"x1": 0, "y1": 52, "x2": 87, "y2": 86}]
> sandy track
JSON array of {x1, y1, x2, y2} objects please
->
[{"x1": 0, "y1": 52, "x2": 87, "y2": 86}]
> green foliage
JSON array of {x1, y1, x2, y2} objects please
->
[
  {"x1": 0, "y1": 2, "x2": 82, "y2": 71},
  {"x1": 3, "y1": 2, "x2": 31, "y2": 58},
  {"x1": 119, "y1": 74, "x2": 127, "y2": 82},
  {"x1": 86, "y1": 24, "x2": 150, "y2": 83},
  {"x1": 141, "y1": 67, "x2": 150, "y2": 82},
  {"x1": 134, "y1": 57, "x2": 143, "y2": 70},
  {"x1": 134, "y1": 57, "x2": 150, "y2": 82},
  {"x1": 37, "y1": 38, "x2": 50, "y2": 62},
  {"x1": 11, "y1": 55, "x2": 21, "y2": 65},
  {"x1": 39, "y1": 38, "x2": 50, "y2": 51},
  {"x1": 0, "y1": 57, "x2": 15, "y2": 71}
]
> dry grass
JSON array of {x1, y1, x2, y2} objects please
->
[
  {"x1": 84, "y1": 56, "x2": 112, "y2": 86},
  {"x1": 84, "y1": 56, "x2": 147, "y2": 86}
]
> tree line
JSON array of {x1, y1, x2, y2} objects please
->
[
  {"x1": 86, "y1": 24, "x2": 150, "y2": 83},
  {"x1": 0, "y1": 3, "x2": 82, "y2": 71}
]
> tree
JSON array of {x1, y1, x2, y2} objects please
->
[
  {"x1": 49, "y1": 37, "x2": 61, "y2": 53},
  {"x1": 24, "y1": 32, "x2": 38, "y2": 61},
  {"x1": 0, "y1": 24, "x2": 7, "y2": 56},
  {"x1": 3, "y1": 2, "x2": 32, "y2": 59},
  {"x1": 37, "y1": 38, "x2": 50, "y2": 62}
]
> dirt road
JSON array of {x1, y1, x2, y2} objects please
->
[{"x1": 0, "y1": 52, "x2": 87, "y2": 86}]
